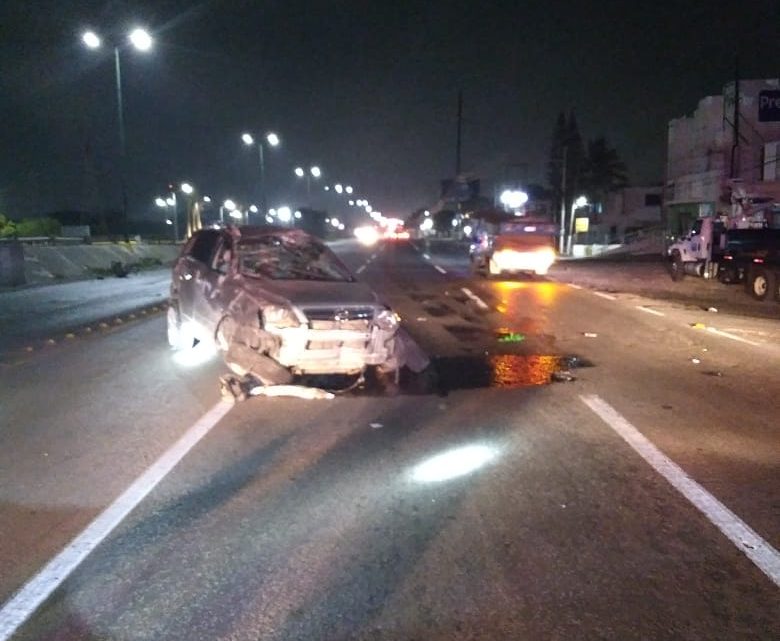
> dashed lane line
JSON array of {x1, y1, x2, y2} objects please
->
[
  {"x1": 567, "y1": 283, "x2": 584, "y2": 290},
  {"x1": 434, "y1": 265, "x2": 447, "y2": 275},
  {"x1": 0, "y1": 400, "x2": 235, "y2": 641},
  {"x1": 355, "y1": 264, "x2": 367, "y2": 274},
  {"x1": 581, "y1": 394, "x2": 780, "y2": 589},
  {"x1": 592, "y1": 291, "x2": 617, "y2": 301},
  {"x1": 636, "y1": 305, "x2": 665, "y2": 317},
  {"x1": 704, "y1": 326, "x2": 761, "y2": 347},
  {"x1": 460, "y1": 287, "x2": 489, "y2": 310}
]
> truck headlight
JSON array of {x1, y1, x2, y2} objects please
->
[
  {"x1": 374, "y1": 308, "x2": 400, "y2": 332},
  {"x1": 262, "y1": 305, "x2": 300, "y2": 329}
]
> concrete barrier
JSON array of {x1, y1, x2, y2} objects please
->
[
  {"x1": 18, "y1": 242, "x2": 181, "y2": 285},
  {"x1": 0, "y1": 241, "x2": 26, "y2": 286}
]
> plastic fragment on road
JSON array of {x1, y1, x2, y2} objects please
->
[
  {"x1": 250, "y1": 385, "x2": 335, "y2": 400},
  {"x1": 370, "y1": 422, "x2": 383, "y2": 429},
  {"x1": 691, "y1": 322, "x2": 705, "y2": 329},
  {"x1": 583, "y1": 332, "x2": 598, "y2": 338},
  {"x1": 707, "y1": 307, "x2": 718, "y2": 313},
  {"x1": 691, "y1": 358, "x2": 701, "y2": 364},
  {"x1": 551, "y1": 370, "x2": 577, "y2": 382}
]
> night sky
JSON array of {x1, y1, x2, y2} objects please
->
[{"x1": 1, "y1": 0, "x2": 777, "y2": 223}]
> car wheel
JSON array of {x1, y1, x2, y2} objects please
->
[
  {"x1": 669, "y1": 252, "x2": 685, "y2": 281},
  {"x1": 748, "y1": 267, "x2": 775, "y2": 301}
]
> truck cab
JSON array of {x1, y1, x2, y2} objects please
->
[{"x1": 667, "y1": 217, "x2": 727, "y2": 280}]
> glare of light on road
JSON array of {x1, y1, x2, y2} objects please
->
[
  {"x1": 411, "y1": 445, "x2": 497, "y2": 483},
  {"x1": 128, "y1": 28, "x2": 153, "y2": 52},
  {"x1": 172, "y1": 340, "x2": 216, "y2": 368},
  {"x1": 82, "y1": 31, "x2": 101, "y2": 49}
]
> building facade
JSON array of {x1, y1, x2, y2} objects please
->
[{"x1": 665, "y1": 78, "x2": 780, "y2": 237}]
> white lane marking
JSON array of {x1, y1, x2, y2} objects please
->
[
  {"x1": 460, "y1": 287, "x2": 489, "y2": 310},
  {"x1": 0, "y1": 401, "x2": 234, "y2": 640},
  {"x1": 705, "y1": 326, "x2": 760, "y2": 346},
  {"x1": 581, "y1": 394, "x2": 780, "y2": 588},
  {"x1": 636, "y1": 305, "x2": 665, "y2": 317},
  {"x1": 568, "y1": 283, "x2": 584, "y2": 290},
  {"x1": 355, "y1": 264, "x2": 366, "y2": 274},
  {"x1": 422, "y1": 253, "x2": 431, "y2": 260},
  {"x1": 434, "y1": 265, "x2": 447, "y2": 274},
  {"x1": 592, "y1": 291, "x2": 617, "y2": 301}
]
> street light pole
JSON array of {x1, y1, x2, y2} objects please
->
[
  {"x1": 257, "y1": 142, "x2": 266, "y2": 219},
  {"x1": 113, "y1": 46, "x2": 129, "y2": 237}
]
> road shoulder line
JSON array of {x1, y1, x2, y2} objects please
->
[
  {"x1": 580, "y1": 394, "x2": 780, "y2": 588},
  {"x1": 0, "y1": 400, "x2": 234, "y2": 640}
]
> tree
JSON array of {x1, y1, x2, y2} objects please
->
[
  {"x1": 0, "y1": 214, "x2": 16, "y2": 238},
  {"x1": 581, "y1": 136, "x2": 629, "y2": 210}
]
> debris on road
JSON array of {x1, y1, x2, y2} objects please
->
[
  {"x1": 691, "y1": 358, "x2": 701, "y2": 364},
  {"x1": 370, "y1": 422, "x2": 383, "y2": 429},
  {"x1": 702, "y1": 370, "x2": 724, "y2": 377},
  {"x1": 583, "y1": 332, "x2": 598, "y2": 338},
  {"x1": 691, "y1": 322, "x2": 705, "y2": 329},
  {"x1": 551, "y1": 370, "x2": 577, "y2": 382},
  {"x1": 707, "y1": 307, "x2": 718, "y2": 313},
  {"x1": 250, "y1": 385, "x2": 335, "y2": 400},
  {"x1": 496, "y1": 330, "x2": 526, "y2": 343}
]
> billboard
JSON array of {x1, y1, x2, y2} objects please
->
[{"x1": 758, "y1": 90, "x2": 780, "y2": 122}]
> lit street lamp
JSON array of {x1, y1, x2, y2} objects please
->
[
  {"x1": 242, "y1": 131, "x2": 280, "y2": 220},
  {"x1": 180, "y1": 182, "x2": 194, "y2": 195},
  {"x1": 82, "y1": 27, "x2": 153, "y2": 237},
  {"x1": 294, "y1": 165, "x2": 321, "y2": 199},
  {"x1": 220, "y1": 199, "x2": 236, "y2": 224},
  {"x1": 566, "y1": 195, "x2": 589, "y2": 255}
]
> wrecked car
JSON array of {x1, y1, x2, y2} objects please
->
[{"x1": 168, "y1": 226, "x2": 426, "y2": 390}]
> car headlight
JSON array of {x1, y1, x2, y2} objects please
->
[
  {"x1": 374, "y1": 308, "x2": 400, "y2": 332},
  {"x1": 262, "y1": 305, "x2": 300, "y2": 329}
]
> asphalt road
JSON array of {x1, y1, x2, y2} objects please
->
[{"x1": 0, "y1": 240, "x2": 778, "y2": 640}]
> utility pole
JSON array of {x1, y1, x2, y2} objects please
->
[
  {"x1": 559, "y1": 146, "x2": 568, "y2": 254},
  {"x1": 455, "y1": 90, "x2": 463, "y2": 177},
  {"x1": 730, "y1": 55, "x2": 741, "y2": 179}
]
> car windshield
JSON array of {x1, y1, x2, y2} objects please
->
[{"x1": 238, "y1": 235, "x2": 353, "y2": 282}]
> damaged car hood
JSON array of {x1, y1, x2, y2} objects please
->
[{"x1": 240, "y1": 276, "x2": 380, "y2": 308}]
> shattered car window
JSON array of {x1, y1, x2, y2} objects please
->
[{"x1": 238, "y1": 235, "x2": 354, "y2": 282}]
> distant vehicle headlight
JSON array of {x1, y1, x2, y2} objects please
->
[
  {"x1": 262, "y1": 305, "x2": 300, "y2": 329},
  {"x1": 374, "y1": 308, "x2": 400, "y2": 332}
]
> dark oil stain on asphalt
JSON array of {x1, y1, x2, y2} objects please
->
[{"x1": 398, "y1": 353, "x2": 594, "y2": 395}]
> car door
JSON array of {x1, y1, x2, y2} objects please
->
[
  {"x1": 177, "y1": 230, "x2": 221, "y2": 328},
  {"x1": 194, "y1": 234, "x2": 235, "y2": 332}
]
